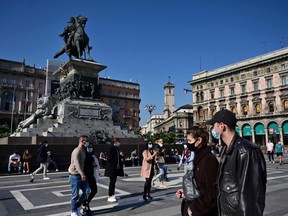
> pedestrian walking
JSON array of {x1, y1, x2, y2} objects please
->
[
  {"x1": 206, "y1": 109, "x2": 267, "y2": 215},
  {"x1": 266, "y1": 139, "x2": 275, "y2": 163},
  {"x1": 177, "y1": 143, "x2": 194, "y2": 173},
  {"x1": 47, "y1": 151, "x2": 59, "y2": 172},
  {"x1": 275, "y1": 141, "x2": 284, "y2": 165},
  {"x1": 176, "y1": 123, "x2": 219, "y2": 216},
  {"x1": 30, "y1": 141, "x2": 50, "y2": 182},
  {"x1": 104, "y1": 138, "x2": 124, "y2": 202},
  {"x1": 141, "y1": 141, "x2": 157, "y2": 201},
  {"x1": 152, "y1": 139, "x2": 167, "y2": 188},
  {"x1": 82, "y1": 142, "x2": 99, "y2": 215},
  {"x1": 68, "y1": 135, "x2": 89, "y2": 216}
]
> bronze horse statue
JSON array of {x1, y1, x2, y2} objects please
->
[{"x1": 54, "y1": 15, "x2": 93, "y2": 60}]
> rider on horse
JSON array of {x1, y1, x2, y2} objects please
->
[{"x1": 54, "y1": 15, "x2": 93, "y2": 61}]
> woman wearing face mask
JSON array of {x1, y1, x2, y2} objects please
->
[
  {"x1": 176, "y1": 123, "x2": 219, "y2": 216},
  {"x1": 141, "y1": 141, "x2": 158, "y2": 201},
  {"x1": 177, "y1": 144, "x2": 195, "y2": 173}
]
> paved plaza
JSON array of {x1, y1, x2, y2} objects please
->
[{"x1": 0, "y1": 161, "x2": 288, "y2": 216}]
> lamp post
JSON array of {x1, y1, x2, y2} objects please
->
[
  {"x1": 145, "y1": 104, "x2": 156, "y2": 138},
  {"x1": 10, "y1": 85, "x2": 16, "y2": 134}
]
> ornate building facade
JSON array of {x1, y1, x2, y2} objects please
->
[{"x1": 189, "y1": 48, "x2": 288, "y2": 146}]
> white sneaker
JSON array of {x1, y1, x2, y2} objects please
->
[
  {"x1": 30, "y1": 174, "x2": 34, "y2": 179},
  {"x1": 56, "y1": 169, "x2": 59, "y2": 172},
  {"x1": 43, "y1": 177, "x2": 50, "y2": 180},
  {"x1": 107, "y1": 196, "x2": 117, "y2": 202},
  {"x1": 70, "y1": 211, "x2": 78, "y2": 216}
]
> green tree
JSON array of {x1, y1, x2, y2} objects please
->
[{"x1": 0, "y1": 124, "x2": 10, "y2": 138}]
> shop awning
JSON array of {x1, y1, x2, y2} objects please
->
[
  {"x1": 283, "y1": 121, "x2": 288, "y2": 135},
  {"x1": 242, "y1": 124, "x2": 252, "y2": 136},
  {"x1": 268, "y1": 122, "x2": 279, "y2": 135},
  {"x1": 255, "y1": 123, "x2": 265, "y2": 135}
]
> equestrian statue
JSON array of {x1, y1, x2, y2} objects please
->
[{"x1": 54, "y1": 15, "x2": 93, "y2": 61}]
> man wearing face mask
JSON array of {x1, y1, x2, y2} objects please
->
[
  {"x1": 177, "y1": 143, "x2": 195, "y2": 173},
  {"x1": 104, "y1": 138, "x2": 123, "y2": 202},
  {"x1": 206, "y1": 109, "x2": 267, "y2": 216}
]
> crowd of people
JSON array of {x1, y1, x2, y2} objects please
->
[{"x1": 7, "y1": 109, "x2": 287, "y2": 216}]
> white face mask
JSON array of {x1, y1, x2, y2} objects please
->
[
  {"x1": 183, "y1": 144, "x2": 187, "y2": 149},
  {"x1": 148, "y1": 144, "x2": 153, "y2": 149},
  {"x1": 159, "y1": 143, "x2": 163, "y2": 147}
]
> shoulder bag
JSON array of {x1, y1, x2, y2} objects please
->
[{"x1": 182, "y1": 169, "x2": 201, "y2": 201}]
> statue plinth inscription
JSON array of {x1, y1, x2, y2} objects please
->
[{"x1": 79, "y1": 107, "x2": 100, "y2": 118}]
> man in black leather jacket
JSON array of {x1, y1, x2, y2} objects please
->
[{"x1": 206, "y1": 109, "x2": 267, "y2": 216}]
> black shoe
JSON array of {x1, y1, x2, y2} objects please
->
[
  {"x1": 147, "y1": 194, "x2": 153, "y2": 200},
  {"x1": 165, "y1": 177, "x2": 169, "y2": 181},
  {"x1": 143, "y1": 195, "x2": 148, "y2": 201},
  {"x1": 29, "y1": 178, "x2": 34, "y2": 183},
  {"x1": 124, "y1": 174, "x2": 128, "y2": 177}
]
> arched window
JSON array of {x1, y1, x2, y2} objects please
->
[
  {"x1": 196, "y1": 93, "x2": 199, "y2": 103},
  {"x1": 255, "y1": 104, "x2": 261, "y2": 114},
  {"x1": 268, "y1": 102, "x2": 274, "y2": 113},
  {"x1": 200, "y1": 92, "x2": 204, "y2": 101},
  {"x1": 243, "y1": 105, "x2": 248, "y2": 115},
  {"x1": 211, "y1": 109, "x2": 216, "y2": 116},
  {"x1": 284, "y1": 100, "x2": 288, "y2": 111}
]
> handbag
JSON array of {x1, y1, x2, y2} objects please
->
[
  {"x1": 156, "y1": 156, "x2": 165, "y2": 164},
  {"x1": 182, "y1": 169, "x2": 201, "y2": 201}
]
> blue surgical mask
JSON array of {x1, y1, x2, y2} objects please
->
[
  {"x1": 116, "y1": 142, "x2": 121, "y2": 147},
  {"x1": 87, "y1": 147, "x2": 93, "y2": 153},
  {"x1": 84, "y1": 141, "x2": 90, "y2": 148},
  {"x1": 211, "y1": 128, "x2": 220, "y2": 140}
]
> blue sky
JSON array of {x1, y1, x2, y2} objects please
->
[{"x1": 1, "y1": 0, "x2": 288, "y2": 126}]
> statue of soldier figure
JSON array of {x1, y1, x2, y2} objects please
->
[{"x1": 54, "y1": 15, "x2": 93, "y2": 61}]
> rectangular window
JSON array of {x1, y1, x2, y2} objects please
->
[
  {"x1": 230, "y1": 87, "x2": 235, "y2": 95},
  {"x1": 281, "y1": 64, "x2": 286, "y2": 70},
  {"x1": 253, "y1": 71, "x2": 258, "y2": 76},
  {"x1": 281, "y1": 76, "x2": 287, "y2": 85},
  {"x1": 230, "y1": 77, "x2": 234, "y2": 82},
  {"x1": 220, "y1": 89, "x2": 224, "y2": 97},
  {"x1": 25, "y1": 80, "x2": 30, "y2": 88},
  {"x1": 253, "y1": 82, "x2": 259, "y2": 91},
  {"x1": 1, "y1": 78, "x2": 7, "y2": 83},
  {"x1": 266, "y1": 79, "x2": 272, "y2": 88},
  {"x1": 11, "y1": 79, "x2": 17, "y2": 85},
  {"x1": 38, "y1": 82, "x2": 43, "y2": 89},
  {"x1": 241, "y1": 84, "x2": 246, "y2": 93}
]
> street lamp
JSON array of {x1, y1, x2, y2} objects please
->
[
  {"x1": 183, "y1": 88, "x2": 192, "y2": 93},
  {"x1": 144, "y1": 104, "x2": 156, "y2": 137},
  {"x1": 10, "y1": 85, "x2": 16, "y2": 134}
]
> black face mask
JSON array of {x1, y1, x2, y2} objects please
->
[{"x1": 187, "y1": 141, "x2": 196, "y2": 151}]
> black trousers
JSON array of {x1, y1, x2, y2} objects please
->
[
  {"x1": 86, "y1": 175, "x2": 97, "y2": 204},
  {"x1": 144, "y1": 167, "x2": 154, "y2": 195},
  {"x1": 109, "y1": 175, "x2": 117, "y2": 196}
]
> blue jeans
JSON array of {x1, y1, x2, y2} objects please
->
[
  {"x1": 8, "y1": 162, "x2": 22, "y2": 172},
  {"x1": 69, "y1": 175, "x2": 89, "y2": 212}
]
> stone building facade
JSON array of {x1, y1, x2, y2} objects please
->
[
  {"x1": 0, "y1": 58, "x2": 141, "y2": 132},
  {"x1": 0, "y1": 59, "x2": 46, "y2": 131},
  {"x1": 189, "y1": 48, "x2": 288, "y2": 146}
]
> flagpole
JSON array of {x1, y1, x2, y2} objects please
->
[{"x1": 10, "y1": 85, "x2": 16, "y2": 134}]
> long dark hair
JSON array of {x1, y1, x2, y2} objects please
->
[{"x1": 186, "y1": 123, "x2": 209, "y2": 145}]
